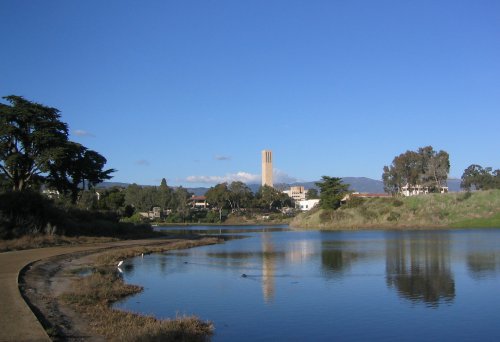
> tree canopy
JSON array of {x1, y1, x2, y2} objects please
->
[
  {"x1": 0, "y1": 95, "x2": 115, "y2": 197},
  {"x1": 315, "y1": 176, "x2": 349, "y2": 210},
  {"x1": 0, "y1": 95, "x2": 68, "y2": 190},
  {"x1": 461, "y1": 164, "x2": 500, "y2": 191},
  {"x1": 382, "y1": 146, "x2": 450, "y2": 194}
]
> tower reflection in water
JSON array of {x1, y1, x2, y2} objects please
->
[{"x1": 261, "y1": 233, "x2": 276, "y2": 303}]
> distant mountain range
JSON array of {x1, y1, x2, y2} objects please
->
[{"x1": 97, "y1": 177, "x2": 462, "y2": 195}]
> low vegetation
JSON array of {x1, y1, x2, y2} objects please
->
[
  {"x1": 291, "y1": 190, "x2": 500, "y2": 229},
  {"x1": 0, "y1": 235, "x2": 117, "y2": 252},
  {"x1": 60, "y1": 238, "x2": 220, "y2": 341}
]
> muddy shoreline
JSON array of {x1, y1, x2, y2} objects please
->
[{"x1": 19, "y1": 238, "x2": 222, "y2": 341}]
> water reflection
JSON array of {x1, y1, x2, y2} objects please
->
[
  {"x1": 261, "y1": 233, "x2": 275, "y2": 302},
  {"x1": 321, "y1": 241, "x2": 365, "y2": 279},
  {"x1": 467, "y1": 252, "x2": 500, "y2": 279},
  {"x1": 385, "y1": 232, "x2": 455, "y2": 307}
]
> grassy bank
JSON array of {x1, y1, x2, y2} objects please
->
[
  {"x1": 0, "y1": 235, "x2": 120, "y2": 252},
  {"x1": 291, "y1": 190, "x2": 500, "y2": 230},
  {"x1": 60, "y1": 238, "x2": 221, "y2": 341}
]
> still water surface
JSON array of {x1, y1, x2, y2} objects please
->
[{"x1": 115, "y1": 226, "x2": 500, "y2": 341}]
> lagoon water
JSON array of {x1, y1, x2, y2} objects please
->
[{"x1": 114, "y1": 226, "x2": 500, "y2": 341}]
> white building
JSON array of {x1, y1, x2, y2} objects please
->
[
  {"x1": 297, "y1": 199, "x2": 320, "y2": 211},
  {"x1": 400, "y1": 184, "x2": 448, "y2": 196}
]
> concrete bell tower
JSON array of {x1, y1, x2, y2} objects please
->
[{"x1": 261, "y1": 150, "x2": 273, "y2": 187}]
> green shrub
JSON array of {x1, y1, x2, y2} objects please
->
[
  {"x1": 457, "y1": 191, "x2": 472, "y2": 202},
  {"x1": 0, "y1": 191, "x2": 58, "y2": 239},
  {"x1": 387, "y1": 211, "x2": 401, "y2": 222}
]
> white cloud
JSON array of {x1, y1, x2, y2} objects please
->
[
  {"x1": 136, "y1": 159, "x2": 150, "y2": 166},
  {"x1": 73, "y1": 129, "x2": 95, "y2": 137},
  {"x1": 185, "y1": 169, "x2": 300, "y2": 185},
  {"x1": 186, "y1": 171, "x2": 260, "y2": 184},
  {"x1": 273, "y1": 169, "x2": 299, "y2": 184}
]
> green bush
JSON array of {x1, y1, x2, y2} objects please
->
[
  {"x1": 387, "y1": 211, "x2": 401, "y2": 222},
  {"x1": 0, "y1": 191, "x2": 153, "y2": 239},
  {"x1": 457, "y1": 191, "x2": 472, "y2": 202},
  {"x1": 0, "y1": 191, "x2": 58, "y2": 239}
]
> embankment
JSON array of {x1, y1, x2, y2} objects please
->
[{"x1": 291, "y1": 189, "x2": 500, "y2": 230}]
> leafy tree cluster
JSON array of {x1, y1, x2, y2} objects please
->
[
  {"x1": 205, "y1": 182, "x2": 292, "y2": 221},
  {"x1": 123, "y1": 178, "x2": 191, "y2": 219},
  {"x1": 315, "y1": 176, "x2": 349, "y2": 210},
  {"x1": 382, "y1": 146, "x2": 450, "y2": 194},
  {"x1": 461, "y1": 165, "x2": 500, "y2": 191},
  {"x1": 0, "y1": 96, "x2": 114, "y2": 202}
]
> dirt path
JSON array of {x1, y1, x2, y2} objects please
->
[{"x1": 0, "y1": 239, "x2": 185, "y2": 342}]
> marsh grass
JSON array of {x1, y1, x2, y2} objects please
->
[
  {"x1": 61, "y1": 238, "x2": 220, "y2": 341},
  {"x1": 292, "y1": 190, "x2": 500, "y2": 229},
  {"x1": 95, "y1": 238, "x2": 221, "y2": 266}
]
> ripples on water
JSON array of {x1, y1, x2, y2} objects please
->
[{"x1": 115, "y1": 226, "x2": 500, "y2": 341}]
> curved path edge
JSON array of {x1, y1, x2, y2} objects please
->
[{"x1": 0, "y1": 239, "x2": 172, "y2": 342}]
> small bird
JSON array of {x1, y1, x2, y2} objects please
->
[
  {"x1": 241, "y1": 273, "x2": 247, "y2": 278},
  {"x1": 141, "y1": 253, "x2": 144, "y2": 258},
  {"x1": 117, "y1": 260, "x2": 124, "y2": 267}
]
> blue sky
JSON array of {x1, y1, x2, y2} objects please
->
[{"x1": 1, "y1": 1, "x2": 499, "y2": 187}]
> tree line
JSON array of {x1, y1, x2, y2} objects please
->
[
  {"x1": 0, "y1": 95, "x2": 114, "y2": 201},
  {"x1": 461, "y1": 165, "x2": 500, "y2": 191},
  {"x1": 382, "y1": 146, "x2": 450, "y2": 195},
  {"x1": 382, "y1": 145, "x2": 499, "y2": 194},
  {"x1": 0, "y1": 96, "x2": 153, "y2": 239}
]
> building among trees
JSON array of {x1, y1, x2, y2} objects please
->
[{"x1": 283, "y1": 186, "x2": 307, "y2": 202}]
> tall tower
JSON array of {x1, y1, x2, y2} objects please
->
[{"x1": 261, "y1": 150, "x2": 273, "y2": 187}]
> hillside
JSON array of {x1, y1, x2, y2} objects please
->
[{"x1": 291, "y1": 190, "x2": 500, "y2": 230}]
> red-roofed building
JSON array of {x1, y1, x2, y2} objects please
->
[{"x1": 189, "y1": 195, "x2": 208, "y2": 209}]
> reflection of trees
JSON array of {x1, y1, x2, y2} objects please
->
[
  {"x1": 386, "y1": 233, "x2": 455, "y2": 307},
  {"x1": 321, "y1": 248, "x2": 362, "y2": 278},
  {"x1": 467, "y1": 252, "x2": 500, "y2": 279}
]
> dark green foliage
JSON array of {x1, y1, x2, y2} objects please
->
[
  {"x1": 306, "y1": 189, "x2": 319, "y2": 200},
  {"x1": 0, "y1": 191, "x2": 58, "y2": 238},
  {"x1": 253, "y1": 185, "x2": 291, "y2": 210},
  {"x1": 1, "y1": 95, "x2": 114, "y2": 196},
  {"x1": 0, "y1": 191, "x2": 153, "y2": 239},
  {"x1": 0, "y1": 96, "x2": 68, "y2": 191},
  {"x1": 315, "y1": 176, "x2": 349, "y2": 210},
  {"x1": 461, "y1": 164, "x2": 500, "y2": 191},
  {"x1": 387, "y1": 211, "x2": 401, "y2": 222},
  {"x1": 47, "y1": 142, "x2": 115, "y2": 203},
  {"x1": 382, "y1": 146, "x2": 450, "y2": 194},
  {"x1": 457, "y1": 191, "x2": 472, "y2": 202}
]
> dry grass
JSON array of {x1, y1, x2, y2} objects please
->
[
  {"x1": 0, "y1": 234, "x2": 118, "y2": 252},
  {"x1": 292, "y1": 190, "x2": 500, "y2": 230},
  {"x1": 60, "y1": 238, "x2": 220, "y2": 341}
]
